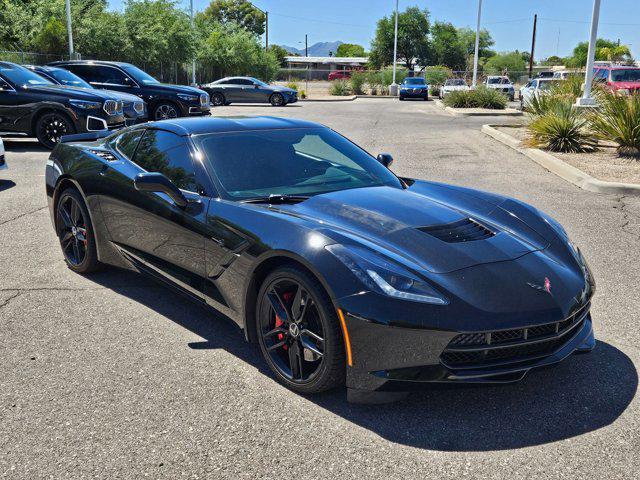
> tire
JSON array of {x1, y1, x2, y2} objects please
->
[
  {"x1": 211, "y1": 92, "x2": 225, "y2": 107},
  {"x1": 153, "y1": 102, "x2": 180, "y2": 121},
  {"x1": 55, "y1": 188, "x2": 101, "y2": 274},
  {"x1": 424, "y1": 95, "x2": 429, "y2": 101},
  {"x1": 256, "y1": 266, "x2": 345, "y2": 394},
  {"x1": 270, "y1": 93, "x2": 285, "y2": 106},
  {"x1": 399, "y1": 96, "x2": 404, "y2": 101},
  {"x1": 35, "y1": 112, "x2": 74, "y2": 150},
  {"x1": 509, "y1": 94, "x2": 515, "y2": 102}
]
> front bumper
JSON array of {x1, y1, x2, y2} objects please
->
[
  {"x1": 339, "y1": 295, "x2": 595, "y2": 392},
  {"x1": 400, "y1": 89, "x2": 428, "y2": 98},
  {"x1": 183, "y1": 102, "x2": 211, "y2": 116}
]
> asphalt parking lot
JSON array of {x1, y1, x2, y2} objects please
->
[{"x1": 1, "y1": 98, "x2": 639, "y2": 479}]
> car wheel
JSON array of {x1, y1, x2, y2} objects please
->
[
  {"x1": 509, "y1": 95, "x2": 515, "y2": 102},
  {"x1": 256, "y1": 266, "x2": 345, "y2": 394},
  {"x1": 35, "y1": 112, "x2": 74, "y2": 150},
  {"x1": 211, "y1": 93, "x2": 225, "y2": 107},
  {"x1": 270, "y1": 93, "x2": 285, "y2": 106},
  {"x1": 55, "y1": 188, "x2": 101, "y2": 274},
  {"x1": 399, "y1": 96, "x2": 404, "y2": 101},
  {"x1": 153, "y1": 102, "x2": 180, "y2": 121}
]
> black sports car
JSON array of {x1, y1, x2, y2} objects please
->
[
  {"x1": 46, "y1": 116, "x2": 595, "y2": 402},
  {"x1": 200, "y1": 77, "x2": 297, "y2": 107}
]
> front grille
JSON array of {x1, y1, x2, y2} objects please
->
[
  {"x1": 103, "y1": 100, "x2": 124, "y2": 115},
  {"x1": 419, "y1": 218, "x2": 495, "y2": 243},
  {"x1": 441, "y1": 302, "x2": 590, "y2": 369},
  {"x1": 107, "y1": 121, "x2": 126, "y2": 131}
]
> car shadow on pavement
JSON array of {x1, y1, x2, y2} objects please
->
[
  {"x1": 0, "y1": 180, "x2": 17, "y2": 192},
  {"x1": 1, "y1": 138, "x2": 48, "y2": 153},
  {"x1": 87, "y1": 268, "x2": 637, "y2": 452}
]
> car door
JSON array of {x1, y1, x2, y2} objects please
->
[
  {"x1": 222, "y1": 78, "x2": 246, "y2": 102},
  {"x1": 243, "y1": 79, "x2": 271, "y2": 103},
  {"x1": 0, "y1": 74, "x2": 40, "y2": 134},
  {"x1": 98, "y1": 128, "x2": 216, "y2": 300}
]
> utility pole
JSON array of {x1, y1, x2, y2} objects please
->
[
  {"x1": 528, "y1": 14, "x2": 537, "y2": 79},
  {"x1": 576, "y1": 0, "x2": 601, "y2": 106},
  {"x1": 472, "y1": 0, "x2": 483, "y2": 87},
  {"x1": 265, "y1": 11, "x2": 269, "y2": 50},
  {"x1": 190, "y1": 0, "x2": 196, "y2": 86},
  {"x1": 65, "y1": 0, "x2": 74, "y2": 58},
  {"x1": 390, "y1": 0, "x2": 399, "y2": 96},
  {"x1": 305, "y1": 34, "x2": 308, "y2": 57}
]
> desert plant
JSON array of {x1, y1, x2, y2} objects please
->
[
  {"x1": 329, "y1": 79, "x2": 351, "y2": 96},
  {"x1": 524, "y1": 92, "x2": 567, "y2": 117},
  {"x1": 430, "y1": 85, "x2": 440, "y2": 97},
  {"x1": 424, "y1": 65, "x2": 452, "y2": 86},
  {"x1": 365, "y1": 70, "x2": 382, "y2": 95},
  {"x1": 443, "y1": 86, "x2": 506, "y2": 109},
  {"x1": 286, "y1": 81, "x2": 299, "y2": 91},
  {"x1": 380, "y1": 67, "x2": 407, "y2": 89},
  {"x1": 299, "y1": 90, "x2": 307, "y2": 99},
  {"x1": 550, "y1": 76, "x2": 583, "y2": 99},
  {"x1": 350, "y1": 71, "x2": 366, "y2": 95},
  {"x1": 526, "y1": 101, "x2": 598, "y2": 153},
  {"x1": 589, "y1": 92, "x2": 640, "y2": 157}
]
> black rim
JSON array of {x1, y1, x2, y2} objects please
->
[
  {"x1": 155, "y1": 104, "x2": 178, "y2": 120},
  {"x1": 213, "y1": 94, "x2": 224, "y2": 106},
  {"x1": 39, "y1": 115, "x2": 69, "y2": 147},
  {"x1": 56, "y1": 195, "x2": 87, "y2": 266},
  {"x1": 272, "y1": 94, "x2": 284, "y2": 106},
  {"x1": 259, "y1": 278, "x2": 325, "y2": 383}
]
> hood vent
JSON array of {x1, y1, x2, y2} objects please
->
[
  {"x1": 418, "y1": 218, "x2": 495, "y2": 243},
  {"x1": 88, "y1": 149, "x2": 118, "y2": 162}
]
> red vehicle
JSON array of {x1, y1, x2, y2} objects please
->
[
  {"x1": 593, "y1": 65, "x2": 640, "y2": 94},
  {"x1": 328, "y1": 68, "x2": 363, "y2": 81}
]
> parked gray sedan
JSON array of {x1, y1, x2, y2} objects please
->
[{"x1": 200, "y1": 77, "x2": 298, "y2": 106}]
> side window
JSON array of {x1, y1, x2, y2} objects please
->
[
  {"x1": 113, "y1": 129, "x2": 144, "y2": 160},
  {"x1": 0, "y1": 76, "x2": 12, "y2": 91},
  {"x1": 594, "y1": 69, "x2": 608, "y2": 80},
  {"x1": 236, "y1": 79, "x2": 253, "y2": 85},
  {"x1": 133, "y1": 130, "x2": 199, "y2": 192},
  {"x1": 64, "y1": 64, "x2": 97, "y2": 82},
  {"x1": 95, "y1": 66, "x2": 130, "y2": 86}
]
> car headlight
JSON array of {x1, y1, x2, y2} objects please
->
[
  {"x1": 326, "y1": 244, "x2": 449, "y2": 305},
  {"x1": 133, "y1": 101, "x2": 145, "y2": 114},
  {"x1": 69, "y1": 99, "x2": 101, "y2": 110},
  {"x1": 178, "y1": 93, "x2": 199, "y2": 102}
]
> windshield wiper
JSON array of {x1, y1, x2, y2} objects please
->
[{"x1": 241, "y1": 194, "x2": 310, "y2": 204}]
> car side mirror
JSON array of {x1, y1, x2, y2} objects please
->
[
  {"x1": 134, "y1": 172, "x2": 188, "y2": 208},
  {"x1": 377, "y1": 153, "x2": 394, "y2": 169}
]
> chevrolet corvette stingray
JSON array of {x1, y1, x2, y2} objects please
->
[{"x1": 46, "y1": 116, "x2": 596, "y2": 402}]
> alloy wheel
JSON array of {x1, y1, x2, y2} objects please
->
[
  {"x1": 271, "y1": 94, "x2": 284, "y2": 106},
  {"x1": 259, "y1": 278, "x2": 325, "y2": 383},
  {"x1": 56, "y1": 195, "x2": 88, "y2": 266},
  {"x1": 39, "y1": 115, "x2": 69, "y2": 148},
  {"x1": 154, "y1": 104, "x2": 178, "y2": 120},
  {"x1": 212, "y1": 93, "x2": 225, "y2": 106}
]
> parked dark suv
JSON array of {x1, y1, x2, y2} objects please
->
[
  {"x1": 49, "y1": 60, "x2": 210, "y2": 120},
  {"x1": 25, "y1": 65, "x2": 147, "y2": 126},
  {"x1": 0, "y1": 61, "x2": 126, "y2": 149}
]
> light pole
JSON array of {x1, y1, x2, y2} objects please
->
[
  {"x1": 576, "y1": 0, "x2": 601, "y2": 106},
  {"x1": 190, "y1": 0, "x2": 196, "y2": 86},
  {"x1": 65, "y1": 0, "x2": 74, "y2": 58},
  {"x1": 389, "y1": 0, "x2": 399, "y2": 96},
  {"x1": 472, "y1": 0, "x2": 483, "y2": 87}
]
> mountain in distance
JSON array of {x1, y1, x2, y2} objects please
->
[{"x1": 280, "y1": 41, "x2": 343, "y2": 57}]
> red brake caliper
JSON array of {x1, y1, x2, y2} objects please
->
[{"x1": 275, "y1": 292, "x2": 294, "y2": 350}]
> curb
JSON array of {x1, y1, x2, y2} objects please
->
[
  {"x1": 355, "y1": 95, "x2": 397, "y2": 100},
  {"x1": 299, "y1": 95, "x2": 357, "y2": 102},
  {"x1": 434, "y1": 100, "x2": 523, "y2": 117},
  {"x1": 482, "y1": 124, "x2": 640, "y2": 196}
]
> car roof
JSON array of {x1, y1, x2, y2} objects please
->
[
  {"x1": 48, "y1": 60, "x2": 134, "y2": 68},
  {"x1": 23, "y1": 65, "x2": 60, "y2": 72},
  {"x1": 141, "y1": 116, "x2": 326, "y2": 136},
  {"x1": 599, "y1": 65, "x2": 640, "y2": 70}
]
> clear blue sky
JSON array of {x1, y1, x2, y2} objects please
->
[{"x1": 107, "y1": 0, "x2": 640, "y2": 60}]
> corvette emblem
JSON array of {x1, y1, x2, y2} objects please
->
[{"x1": 528, "y1": 277, "x2": 552, "y2": 294}]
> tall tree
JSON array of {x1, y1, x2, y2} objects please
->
[
  {"x1": 430, "y1": 22, "x2": 466, "y2": 70},
  {"x1": 336, "y1": 43, "x2": 366, "y2": 57},
  {"x1": 369, "y1": 6, "x2": 430, "y2": 70},
  {"x1": 201, "y1": 0, "x2": 265, "y2": 36},
  {"x1": 566, "y1": 38, "x2": 633, "y2": 67},
  {"x1": 483, "y1": 51, "x2": 527, "y2": 75}
]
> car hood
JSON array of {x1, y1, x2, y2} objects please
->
[
  {"x1": 487, "y1": 83, "x2": 514, "y2": 89},
  {"x1": 20, "y1": 84, "x2": 124, "y2": 101},
  {"x1": 275, "y1": 186, "x2": 549, "y2": 274},
  {"x1": 141, "y1": 83, "x2": 206, "y2": 95},
  {"x1": 103, "y1": 89, "x2": 144, "y2": 102},
  {"x1": 443, "y1": 86, "x2": 469, "y2": 91}
]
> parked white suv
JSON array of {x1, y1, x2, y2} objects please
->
[
  {"x1": 519, "y1": 78, "x2": 557, "y2": 109},
  {"x1": 484, "y1": 76, "x2": 515, "y2": 101},
  {"x1": 440, "y1": 78, "x2": 470, "y2": 98}
]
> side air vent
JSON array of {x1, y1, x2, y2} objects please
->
[
  {"x1": 419, "y1": 218, "x2": 495, "y2": 243},
  {"x1": 87, "y1": 149, "x2": 118, "y2": 162}
]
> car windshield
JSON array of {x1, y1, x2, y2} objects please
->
[
  {"x1": 0, "y1": 64, "x2": 52, "y2": 87},
  {"x1": 488, "y1": 77, "x2": 509, "y2": 84},
  {"x1": 47, "y1": 68, "x2": 92, "y2": 88},
  {"x1": 250, "y1": 77, "x2": 269, "y2": 87},
  {"x1": 445, "y1": 79, "x2": 466, "y2": 86},
  {"x1": 611, "y1": 69, "x2": 640, "y2": 82},
  {"x1": 403, "y1": 78, "x2": 425, "y2": 85},
  {"x1": 194, "y1": 127, "x2": 403, "y2": 201},
  {"x1": 538, "y1": 81, "x2": 554, "y2": 91},
  {"x1": 122, "y1": 65, "x2": 159, "y2": 85}
]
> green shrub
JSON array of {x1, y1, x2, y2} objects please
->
[
  {"x1": 430, "y1": 85, "x2": 440, "y2": 97},
  {"x1": 299, "y1": 90, "x2": 307, "y2": 99},
  {"x1": 589, "y1": 91, "x2": 640, "y2": 157},
  {"x1": 550, "y1": 76, "x2": 583, "y2": 99},
  {"x1": 286, "y1": 81, "x2": 299, "y2": 91},
  {"x1": 380, "y1": 67, "x2": 407, "y2": 89},
  {"x1": 365, "y1": 70, "x2": 382, "y2": 95},
  {"x1": 350, "y1": 71, "x2": 366, "y2": 95},
  {"x1": 424, "y1": 66, "x2": 452, "y2": 86},
  {"x1": 526, "y1": 100, "x2": 598, "y2": 153},
  {"x1": 524, "y1": 92, "x2": 567, "y2": 117},
  {"x1": 329, "y1": 79, "x2": 351, "y2": 96},
  {"x1": 443, "y1": 86, "x2": 507, "y2": 109}
]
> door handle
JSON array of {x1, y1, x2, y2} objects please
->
[{"x1": 211, "y1": 237, "x2": 225, "y2": 248}]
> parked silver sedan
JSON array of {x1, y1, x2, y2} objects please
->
[{"x1": 200, "y1": 77, "x2": 298, "y2": 107}]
